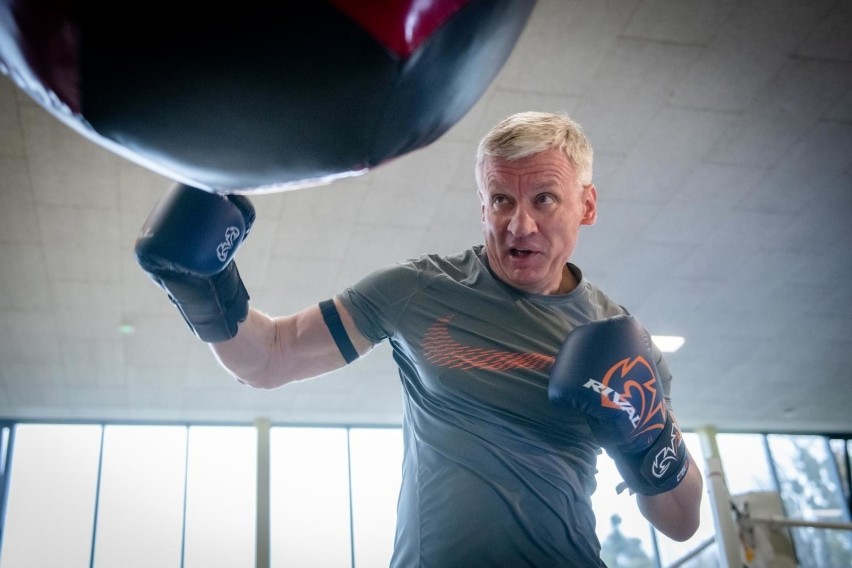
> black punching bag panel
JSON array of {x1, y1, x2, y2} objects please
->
[{"x1": 0, "y1": 0, "x2": 536, "y2": 193}]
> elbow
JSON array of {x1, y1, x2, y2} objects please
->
[
  {"x1": 212, "y1": 343, "x2": 286, "y2": 390},
  {"x1": 217, "y1": 358, "x2": 282, "y2": 390},
  {"x1": 638, "y1": 473, "x2": 703, "y2": 541},
  {"x1": 652, "y1": 493, "x2": 702, "y2": 541},
  {"x1": 659, "y1": 513, "x2": 701, "y2": 542},
  {"x1": 253, "y1": 379, "x2": 288, "y2": 390},
  {"x1": 233, "y1": 371, "x2": 287, "y2": 390},
  {"x1": 235, "y1": 376, "x2": 272, "y2": 390}
]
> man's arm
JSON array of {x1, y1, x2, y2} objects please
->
[
  {"x1": 135, "y1": 184, "x2": 374, "y2": 388},
  {"x1": 637, "y1": 451, "x2": 703, "y2": 541},
  {"x1": 210, "y1": 298, "x2": 375, "y2": 389},
  {"x1": 549, "y1": 315, "x2": 703, "y2": 540}
]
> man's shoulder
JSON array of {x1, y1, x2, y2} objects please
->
[
  {"x1": 349, "y1": 247, "x2": 483, "y2": 297},
  {"x1": 401, "y1": 246, "x2": 484, "y2": 280},
  {"x1": 572, "y1": 272, "x2": 628, "y2": 318}
]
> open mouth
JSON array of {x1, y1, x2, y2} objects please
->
[{"x1": 509, "y1": 248, "x2": 535, "y2": 258}]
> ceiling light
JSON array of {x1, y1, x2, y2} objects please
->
[{"x1": 652, "y1": 335, "x2": 685, "y2": 353}]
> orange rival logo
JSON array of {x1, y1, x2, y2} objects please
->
[{"x1": 582, "y1": 357, "x2": 666, "y2": 436}]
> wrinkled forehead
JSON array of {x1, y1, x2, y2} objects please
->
[{"x1": 478, "y1": 150, "x2": 581, "y2": 191}]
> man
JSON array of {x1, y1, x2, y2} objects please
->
[{"x1": 137, "y1": 111, "x2": 702, "y2": 566}]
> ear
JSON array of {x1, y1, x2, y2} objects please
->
[{"x1": 581, "y1": 184, "x2": 597, "y2": 225}]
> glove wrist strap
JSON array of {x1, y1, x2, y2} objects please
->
[
  {"x1": 612, "y1": 415, "x2": 689, "y2": 496},
  {"x1": 158, "y1": 261, "x2": 249, "y2": 343}
]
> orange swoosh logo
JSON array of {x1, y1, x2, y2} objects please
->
[{"x1": 422, "y1": 314, "x2": 554, "y2": 371}]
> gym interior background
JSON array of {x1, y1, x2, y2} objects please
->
[{"x1": 1, "y1": 1, "x2": 851, "y2": 566}]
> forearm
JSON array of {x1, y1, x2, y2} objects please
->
[
  {"x1": 210, "y1": 301, "x2": 369, "y2": 389},
  {"x1": 210, "y1": 308, "x2": 286, "y2": 389},
  {"x1": 636, "y1": 452, "x2": 703, "y2": 541}
]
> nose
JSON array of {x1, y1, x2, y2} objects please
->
[{"x1": 508, "y1": 205, "x2": 536, "y2": 237}]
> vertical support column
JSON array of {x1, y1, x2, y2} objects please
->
[
  {"x1": 256, "y1": 418, "x2": 271, "y2": 568},
  {"x1": 844, "y1": 439, "x2": 852, "y2": 519},
  {"x1": 697, "y1": 425, "x2": 741, "y2": 568},
  {"x1": 0, "y1": 424, "x2": 15, "y2": 557}
]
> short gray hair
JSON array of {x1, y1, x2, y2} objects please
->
[{"x1": 475, "y1": 111, "x2": 594, "y2": 188}]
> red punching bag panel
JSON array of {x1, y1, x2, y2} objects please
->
[
  {"x1": 0, "y1": 0, "x2": 81, "y2": 113},
  {"x1": 329, "y1": 0, "x2": 470, "y2": 58},
  {"x1": 0, "y1": 0, "x2": 536, "y2": 194}
]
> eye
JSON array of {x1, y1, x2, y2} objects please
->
[
  {"x1": 535, "y1": 193, "x2": 556, "y2": 205},
  {"x1": 490, "y1": 194, "x2": 510, "y2": 207}
]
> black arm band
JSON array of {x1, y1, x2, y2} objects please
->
[{"x1": 319, "y1": 299, "x2": 359, "y2": 364}]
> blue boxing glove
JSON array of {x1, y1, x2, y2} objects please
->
[
  {"x1": 549, "y1": 315, "x2": 689, "y2": 496},
  {"x1": 135, "y1": 184, "x2": 254, "y2": 342}
]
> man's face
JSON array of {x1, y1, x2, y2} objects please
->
[{"x1": 479, "y1": 148, "x2": 597, "y2": 295}]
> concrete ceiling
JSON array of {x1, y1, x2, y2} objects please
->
[{"x1": 1, "y1": 0, "x2": 850, "y2": 433}]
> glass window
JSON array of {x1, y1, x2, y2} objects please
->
[
  {"x1": 183, "y1": 426, "x2": 257, "y2": 568},
  {"x1": 270, "y1": 427, "x2": 351, "y2": 568},
  {"x1": 593, "y1": 451, "x2": 656, "y2": 567},
  {"x1": 92, "y1": 425, "x2": 188, "y2": 568},
  {"x1": 768, "y1": 434, "x2": 852, "y2": 568},
  {"x1": 717, "y1": 433, "x2": 776, "y2": 495},
  {"x1": 348, "y1": 428, "x2": 403, "y2": 568},
  {"x1": 0, "y1": 424, "x2": 102, "y2": 568},
  {"x1": 10, "y1": 423, "x2": 852, "y2": 568}
]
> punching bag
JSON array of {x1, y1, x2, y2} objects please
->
[{"x1": 0, "y1": 0, "x2": 536, "y2": 193}]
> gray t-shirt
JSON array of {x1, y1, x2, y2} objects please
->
[{"x1": 339, "y1": 245, "x2": 671, "y2": 567}]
